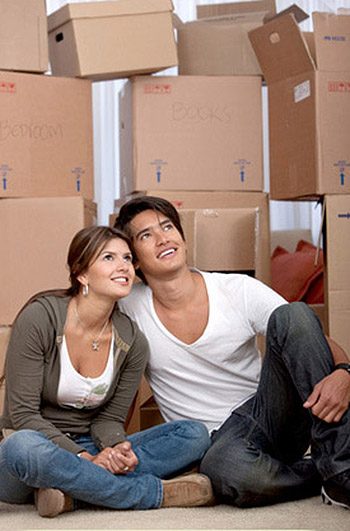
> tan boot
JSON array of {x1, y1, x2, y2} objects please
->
[
  {"x1": 35, "y1": 488, "x2": 74, "y2": 518},
  {"x1": 161, "y1": 473, "x2": 215, "y2": 508}
]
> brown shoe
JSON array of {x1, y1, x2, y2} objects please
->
[
  {"x1": 161, "y1": 473, "x2": 215, "y2": 508},
  {"x1": 35, "y1": 488, "x2": 74, "y2": 518}
]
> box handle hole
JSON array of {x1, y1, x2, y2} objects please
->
[
  {"x1": 269, "y1": 32, "x2": 280, "y2": 44},
  {"x1": 55, "y1": 32, "x2": 64, "y2": 43}
]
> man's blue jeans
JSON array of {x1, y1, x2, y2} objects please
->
[
  {"x1": 200, "y1": 302, "x2": 350, "y2": 507},
  {"x1": 0, "y1": 420, "x2": 210, "y2": 510}
]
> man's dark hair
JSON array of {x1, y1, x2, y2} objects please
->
[
  {"x1": 115, "y1": 196, "x2": 185, "y2": 240},
  {"x1": 114, "y1": 196, "x2": 186, "y2": 283}
]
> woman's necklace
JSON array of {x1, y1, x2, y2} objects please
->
[{"x1": 73, "y1": 303, "x2": 111, "y2": 352}]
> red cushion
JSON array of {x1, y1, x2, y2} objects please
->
[{"x1": 271, "y1": 240, "x2": 324, "y2": 303}]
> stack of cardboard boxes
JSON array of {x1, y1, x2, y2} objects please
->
[
  {"x1": 115, "y1": 0, "x2": 283, "y2": 286},
  {"x1": 0, "y1": 0, "x2": 97, "y2": 412},
  {"x1": 249, "y1": 10, "x2": 350, "y2": 353}
]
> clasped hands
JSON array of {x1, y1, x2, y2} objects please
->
[{"x1": 79, "y1": 440, "x2": 138, "y2": 475}]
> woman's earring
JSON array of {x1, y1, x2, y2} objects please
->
[{"x1": 82, "y1": 284, "x2": 89, "y2": 297}]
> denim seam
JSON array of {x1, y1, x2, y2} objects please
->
[{"x1": 155, "y1": 477, "x2": 163, "y2": 508}]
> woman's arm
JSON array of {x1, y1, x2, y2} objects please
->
[{"x1": 4, "y1": 302, "x2": 85, "y2": 454}]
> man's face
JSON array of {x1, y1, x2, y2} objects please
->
[{"x1": 129, "y1": 209, "x2": 187, "y2": 279}]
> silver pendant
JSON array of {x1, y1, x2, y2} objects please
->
[{"x1": 92, "y1": 340, "x2": 99, "y2": 351}]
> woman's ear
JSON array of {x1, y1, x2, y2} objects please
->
[{"x1": 77, "y1": 272, "x2": 88, "y2": 286}]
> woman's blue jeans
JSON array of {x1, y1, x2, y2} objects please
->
[
  {"x1": 200, "y1": 302, "x2": 350, "y2": 507},
  {"x1": 0, "y1": 420, "x2": 210, "y2": 510}
]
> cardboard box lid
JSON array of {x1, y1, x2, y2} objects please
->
[
  {"x1": 312, "y1": 12, "x2": 350, "y2": 72},
  {"x1": 196, "y1": 0, "x2": 276, "y2": 20},
  {"x1": 175, "y1": 10, "x2": 267, "y2": 31},
  {"x1": 249, "y1": 13, "x2": 314, "y2": 84},
  {"x1": 196, "y1": 1, "x2": 307, "y2": 25},
  {"x1": 48, "y1": 0, "x2": 174, "y2": 32}
]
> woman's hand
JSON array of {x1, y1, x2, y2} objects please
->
[{"x1": 89, "y1": 441, "x2": 138, "y2": 474}]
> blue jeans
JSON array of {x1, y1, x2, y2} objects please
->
[
  {"x1": 200, "y1": 302, "x2": 350, "y2": 507},
  {"x1": 0, "y1": 420, "x2": 210, "y2": 510}
]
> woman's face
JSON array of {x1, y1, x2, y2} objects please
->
[{"x1": 79, "y1": 237, "x2": 135, "y2": 301}]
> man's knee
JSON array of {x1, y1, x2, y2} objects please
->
[
  {"x1": 271, "y1": 302, "x2": 319, "y2": 332},
  {"x1": 268, "y1": 302, "x2": 324, "y2": 352}
]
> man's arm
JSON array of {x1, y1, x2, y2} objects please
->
[{"x1": 303, "y1": 336, "x2": 350, "y2": 423}]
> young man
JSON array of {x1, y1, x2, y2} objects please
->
[{"x1": 115, "y1": 195, "x2": 350, "y2": 509}]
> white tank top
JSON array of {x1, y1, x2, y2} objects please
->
[{"x1": 57, "y1": 335, "x2": 114, "y2": 409}]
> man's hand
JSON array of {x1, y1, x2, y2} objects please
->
[{"x1": 303, "y1": 370, "x2": 350, "y2": 423}]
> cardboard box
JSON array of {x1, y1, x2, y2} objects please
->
[
  {"x1": 0, "y1": 326, "x2": 11, "y2": 415},
  {"x1": 176, "y1": 0, "x2": 275, "y2": 76},
  {"x1": 119, "y1": 76, "x2": 263, "y2": 196},
  {"x1": 324, "y1": 195, "x2": 350, "y2": 351},
  {"x1": 0, "y1": 197, "x2": 96, "y2": 325},
  {"x1": 249, "y1": 12, "x2": 350, "y2": 199},
  {"x1": 115, "y1": 190, "x2": 270, "y2": 284},
  {"x1": 0, "y1": 0, "x2": 48, "y2": 73},
  {"x1": 0, "y1": 71, "x2": 94, "y2": 199},
  {"x1": 48, "y1": 0, "x2": 178, "y2": 81},
  {"x1": 176, "y1": 2, "x2": 308, "y2": 77},
  {"x1": 181, "y1": 207, "x2": 261, "y2": 275},
  {"x1": 126, "y1": 376, "x2": 164, "y2": 434},
  {"x1": 309, "y1": 304, "x2": 327, "y2": 334}
]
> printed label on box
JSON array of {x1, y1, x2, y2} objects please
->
[
  {"x1": 71, "y1": 167, "x2": 85, "y2": 192},
  {"x1": 0, "y1": 164, "x2": 12, "y2": 191},
  {"x1": 337, "y1": 211, "x2": 350, "y2": 219},
  {"x1": 150, "y1": 159, "x2": 168, "y2": 184},
  {"x1": 333, "y1": 160, "x2": 350, "y2": 187},
  {"x1": 0, "y1": 81, "x2": 16, "y2": 94},
  {"x1": 143, "y1": 84, "x2": 172, "y2": 95},
  {"x1": 294, "y1": 80, "x2": 311, "y2": 103},
  {"x1": 234, "y1": 159, "x2": 251, "y2": 183},
  {"x1": 328, "y1": 81, "x2": 350, "y2": 92},
  {"x1": 323, "y1": 35, "x2": 346, "y2": 42}
]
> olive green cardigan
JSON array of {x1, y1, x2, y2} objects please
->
[{"x1": 0, "y1": 295, "x2": 149, "y2": 455}]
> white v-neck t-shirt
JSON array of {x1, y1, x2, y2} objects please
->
[{"x1": 119, "y1": 271, "x2": 286, "y2": 432}]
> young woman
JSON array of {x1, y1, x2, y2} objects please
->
[{"x1": 0, "y1": 226, "x2": 212, "y2": 518}]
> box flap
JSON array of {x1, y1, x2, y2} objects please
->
[
  {"x1": 249, "y1": 13, "x2": 315, "y2": 84},
  {"x1": 312, "y1": 12, "x2": 350, "y2": 72},
  {"x1": 190, "y1": 10, "x2": 267, "y2": 28},
  {"x1": 265, "y1": 4, "x2": 308, "y2": 24},
  {"x1": 197, "y1": 0, "x2": 276, "y2": 20},
  {"x1": 48, "y1": 0, "x2": 174, "y2": 32}
]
